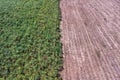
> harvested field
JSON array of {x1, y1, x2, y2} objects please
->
[{"x1": 60, "y1": 0, "x2": 120, "y2": 80}]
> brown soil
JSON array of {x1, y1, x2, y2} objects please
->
[{"x1": 60, "y1": 0, "x2": 120, "y2": 80}]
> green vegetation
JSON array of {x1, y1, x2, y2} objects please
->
[{"x1": 0, "y1": 0, "x2": 62, "y2": 80}]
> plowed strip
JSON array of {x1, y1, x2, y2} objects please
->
[{"x1": 60, "y1": 0, "x2": 120, "y2": 80}]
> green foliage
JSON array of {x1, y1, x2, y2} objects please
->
[{"x1": 0, "y1": 0, "x2": 62, "y2": 80}]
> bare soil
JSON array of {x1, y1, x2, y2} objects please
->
[{"x1": 60, "y1": 0, "x2": 120, "y2": 80}]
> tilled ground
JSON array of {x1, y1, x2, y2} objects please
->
[{"x1": 60, "y1": 0, "x2": 120, "y2": 80}]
